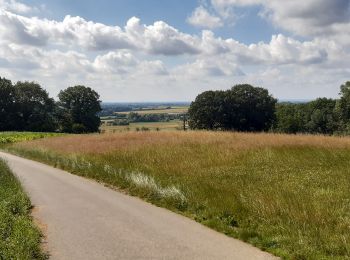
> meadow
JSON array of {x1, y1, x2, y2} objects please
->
[
  {"x1": 0, "y1": 159, "x2": 46, "y2": 259},
  {"x1": 6, "y1": 131, "x2": 350, "y2": 259}
]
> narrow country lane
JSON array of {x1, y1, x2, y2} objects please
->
[{"x1": 0, "y1": 151, "x2": 278, "y2": 260}]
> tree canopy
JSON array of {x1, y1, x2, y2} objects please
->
[
  {"x1": 58, "y1": 85, "x2": 102, "y2": 133},
  {"x1": 0, "y1": 77, "x2": 102, "y2": 133},
  {"x1": 189, "y1": 84, "x2": 277, "y2": 131}
]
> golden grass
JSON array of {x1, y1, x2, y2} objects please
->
[
  {"x1": 16, "y1": 131, "x2": 350, "y2": 154},
  {"x1": 8, "y1": 131, "x2": 350, "y2": 259}
]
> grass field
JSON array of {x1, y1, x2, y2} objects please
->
[
  {"x1": 0, "y1": 159, "x2": 46, "y2": 259},
  {"x1": 100, "y1": 120, "x2": 183, "y2": 132},
  {"x1": 6, "y1": 131, "x2": 350, "y2": 259}
]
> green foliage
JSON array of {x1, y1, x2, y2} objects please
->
[
  {"x1": 127, "y1": 112, "x2": 178, "y2": 122},
  {"x1": 14, "y1": 81, "x2": 57, "y2": 132},
  {"x1": 58, "y1": 85, "x2": 102, "y2": 133},
  {"x1": 275, "y1": 98, "x2": 339, "y2": 134},
  {"x1": 189, "y1": 84, "x2": 277, "y2": 131},
  {"x1": 0, "y1": 132, "x2": 62, "y2": 145},
  {"x1": 0, "y1": 77, "x2": 17, "y2": 131},
  {"x1": 0, "y1": 79, "x2": 56, "y2": 132},
  {"x1": 0, "y1": 76, "x2": 102, "y2": 133},
  {"x1": 0, "y1": 160, "x2": 46, "y2": 259},
  {"x1": 274, "y1": 103, "x2": 306, "y2": 133}
]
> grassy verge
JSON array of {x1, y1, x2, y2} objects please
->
[
  {"x1": 6, "y1": 131, "x2": 350, "y2": 259},
  {"x1": 0, "y1": 160, "x2": 46, "y2": 259}
]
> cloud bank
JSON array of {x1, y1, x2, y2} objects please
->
[{"x1": 0, "y1": 0, "x2": 349, "y2": 101}]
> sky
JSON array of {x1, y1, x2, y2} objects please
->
[{"x1": 0, "y1": 0, "x2": 349, "y2": 102}]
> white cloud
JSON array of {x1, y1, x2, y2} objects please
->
[
  {"x1": 0, "y1": 2, "x2": 349, "y2": 101},
  {"x1": 187, "y1": 6, "x2": 223, "y2": 29},
  {"x1": 0, "y1": 10, "x2": 200, "y2": 55},
  {"x1": 211, "y1": 0, "x2": 350, "y2": 38},
  {"x1": 0, "y1": 0, "x2": 34, "y2": 14}
]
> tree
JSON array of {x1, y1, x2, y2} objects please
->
[
  {"x1": 188, "y1": 90, "x2": 226, "y2": 130},
  {"x1": 14, "y1": 81, "x2": 57, "y2": 132},
  {"x1": 58, "y1": 85, "x2": 101, "y2": 133},
  {"x1": 224, "y1": 84, "x2": 277, "y2": 131},
  {"x1": 336, "y1": 81, "x2": 350, "y2": 132},
  {"x1": 189, "y1": 84, "x2": 276, "y2": 131},
  {"x1": 305, "y1": 98, "x2": 338, "y2": 134},
  {"x1": 274, "y1": 103, "x2": 307, "y2": 134},
  {"x1": 0, "y1": 77, "x2": 17, "y2": 131}
]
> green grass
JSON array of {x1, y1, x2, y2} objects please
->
[
  {"x1": 6, "y1": 132, "x2": 350, "y2": 259},
  {"x1": 0, "y1": 132, "x2": 62, "y2": 145},
  {"x1": 0, "y1": 160, "x2": 46, "y2": 259}
]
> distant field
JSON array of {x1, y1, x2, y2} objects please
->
[
  {"x1": 101, "y1": 120, "x2": 183, "y2": 132},
  {"x1": 7, "y1": 131, "x2": 350, "y2": 259},
  {"x1": 116, "y1": 106, "x2": 189, "y2": 115}
]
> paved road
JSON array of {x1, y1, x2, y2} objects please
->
[{"x1": 0, "y1": 152, "x2": 278, "y2": 260}]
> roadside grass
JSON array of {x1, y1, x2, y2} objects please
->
[
  {"x1": 7, "y1": 131, "x2": 350, "y2": 259},
  {"x1": 0, "y1": 159, "x2": 46, "y2": 259}
]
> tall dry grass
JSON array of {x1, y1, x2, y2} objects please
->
[
  {"x1": 8, "y1": 131, "x2": 350, "y2": 259},
  {"x1": 15, "y1": 131, "x2": 350, "y2": 154}
]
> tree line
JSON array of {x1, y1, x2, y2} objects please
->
[
  {"x1": 2, "y1": 74, "x2": 350, "y2": 136},
  {"x1": 0, "y1": 77, "x2": 101, "y2": 133},
  {"x1": 189, "y1": 82, "x2": 350, "y2": 135}
]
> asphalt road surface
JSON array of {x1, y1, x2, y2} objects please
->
[{"x1": 0, "y1": 151, "x2": 278, "y2": 260}]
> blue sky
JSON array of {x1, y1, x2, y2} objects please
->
[{"x1": 0, "y1": 0, "x2": 349, "y2": 101}]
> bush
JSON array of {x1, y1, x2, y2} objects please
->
[{"x1": 71, "y1": 124, "x2": 87, "y2": 134}]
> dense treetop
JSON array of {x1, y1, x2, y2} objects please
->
[
  {"x1": 0, "y1": 77, "x2": 101, "y2": 133},
  {"x1": 189, "y1": 84, "x2": 277, "y2": 131}
]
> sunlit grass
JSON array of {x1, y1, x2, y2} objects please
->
[
  {"x1": 0, "y1": 132, "x2": 62, "y2": 145},
  {"x1": 7, "y1": 131, "x2": 350, "y2": 259},
  {"x1": 0, "y1": 160, "x2": 46, "y2": 259}
]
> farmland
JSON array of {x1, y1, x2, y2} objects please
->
[
  {"x1": 6, "y1": 131, "x2": 350, "y2": 259},
  {"x1": 0, "y1": 159, "x2": 46, "y2": 259},
  {"x1": 100, "y1": 120, "x2": 184, "y2": 132},
  {"x1": 100, "y1": 104, "x2": 189, "y2": 132},
  {"x1": 115, "y1": 106, "x2": 189, "y2": 115}
]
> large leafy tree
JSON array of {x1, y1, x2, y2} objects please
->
[
  {"x1": 188, "y1": 90, "x2": 227, "y2": 130},
  {"x1": 274, "y1": 103, "x2": 307, "y2": 134},
  {"x1": 0, "y1": 77, "x2": 17, "y2": 131},
  {"x1": 224, "y1": 84, "x2": 277, "y2": 131},
  {"x1": 14, "y1": 81, "x2": 57, "y2": 132},
  {"x1": 58, "y1": 85, "x2": 101, "y2": 133},
  {"x1": 189, "y1": 84, "x2": 277, "y2": 131},
  {"x1": 305, "y1": 98, "x2": 338, "y2": 134}
]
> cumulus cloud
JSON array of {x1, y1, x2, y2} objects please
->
[
  {"x1": 211, "y1": 0, "x2": 350, "y2": 38},
  {"x1": 187, "y1": 6, "x2": 223, "y2": 29},
  {"x1": 0, "y1": 10, "x2": 200, "y2": 55},
  {"x1": 0, "y1": 1, "x2": 349, "y2": 101}
]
